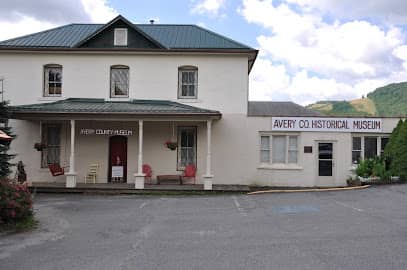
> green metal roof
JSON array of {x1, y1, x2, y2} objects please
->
[
  {"x1": 10, "y1": 98, "x2": 222, "y2": 117},
  {"x1": 0, "y1": 23, "x2": 253, "y2": 50}
]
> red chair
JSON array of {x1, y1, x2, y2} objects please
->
[
  {"x1": 48, "y1": 163, "x2": 65, "y2": 176},
  {"x1": 142, "y1": 164, "x2": 153, "y2": 184},
  {"x1": 181, "y1": 164, "x2": 197, "y2": 184}
]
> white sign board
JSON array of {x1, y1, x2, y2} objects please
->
[
  {"x1": 80, "y1": 129, "x2": 133, "y2": 136},
  {"x1": 271, "y1": 117, "x2": 382, "y2": 133},
  {"x1": 111, "y1": 166, "x2": 124, "y2": 178}
]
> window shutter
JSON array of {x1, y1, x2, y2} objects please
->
[{"x1": 114, "y1": 28, "x2": 128, "y2": 46}]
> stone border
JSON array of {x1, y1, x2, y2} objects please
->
[{"x1": 247, "y1": 185, "x2": 370, "y2": 195}]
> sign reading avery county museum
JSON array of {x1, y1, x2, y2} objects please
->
[
  {"x1": 111, "y1": 166, "x2": 124, "y2": 178},
  {"x1": 272, "y1": 117, "x2": 382, "y2": 133},
  {"x1": 80, "y1": 129, "x2": 133, "y2": 136}
]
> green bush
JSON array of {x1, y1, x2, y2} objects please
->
[
  {"x1": 0, "y1": 180, "x2": 33, "y2": 225},
  {"x1": 385, "y1": 119, "x2": 407, "y2": 180},
  {"x1": 356, "y1": 157, "x2": 389, "y2": 181},
  {"x1": 355, "y1": 159, "x2": 374, "y2": 178}
]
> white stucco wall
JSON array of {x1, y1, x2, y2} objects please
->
[
  {"x1": 8, "y1": 115, "x2": 402, "y2": 187},
  {"x1": 2, "y1": 52, "x2": 404, "y2": 187},
  {"x1": 0, "y1": 52, "x2": 248, "y2": 114}
]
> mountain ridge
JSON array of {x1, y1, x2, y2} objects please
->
[{"x1": 306, "y1": 81, "x2": 407, "y2": 117}]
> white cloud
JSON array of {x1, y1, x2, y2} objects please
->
[
  {"x1": 241, "y1": 0, "x2": 407, "y2": 104},
  {"x1": 0, "y1": 16, "x2": 57, "y2": 42},
  {"x1": 81, "y1": 0, "x2": 117, "y2": 23},
  {"x1": 191, "y1": 0, "x2": 226, "y2": 16},
  {"x1": 0, "y1": 0, "x2": 117, "y2": 41},
  {"x1": 249, "y1": 58, "x2": 392, "y2": 105},
  {"x1": 286, "y1": 0, "x2": 407, "y2": 24},
  {"x1": 249, "y1": 58, "x2": 290, "y2": 100}
]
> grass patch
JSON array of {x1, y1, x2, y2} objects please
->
[
  {"x1": 350, "y1": 98, "x2": 377, "y2": 115},
  {"x1": 0, "y1": 215, "x2": 38, "y2": 234}
]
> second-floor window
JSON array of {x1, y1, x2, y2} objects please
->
[
  {"x1": 44, "y1": 64, "x2": 62, "y2": 96},
  {"x1": 110, "y1": 65, "x2": 129, "y2": 97},
  {"x1": 178, "y1": 66, "x2": 198, "y2": 99}
]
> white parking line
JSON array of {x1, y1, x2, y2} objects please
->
[
  {"x1": 139, "y1": 202, "x2": 148, "y2": 209},
  {"x1": 335, "y1": 201, "x2": 364, "y2": 212},
  {"x1": 232, "y1": 196, "x2": 247, "y2": 216}
]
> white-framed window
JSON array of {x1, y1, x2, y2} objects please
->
[
  {"x1": 114, "y1": 28, "x2": 128, "y2": 46},
  {"x1": 44, "y1": 64, "x2": 62, "y2": 96},
  {"x1": 352, "y1": 137, "x2": 362, "y2": 164},
  {"x1": 178, "y1": 66, "x2": 198, "y2": 99},
  {"x1": 110, "y1": 65, "x2": 129, "y2": 97},
  {"x1": 177, "y1": 126, "x2": 197, "y2": 170},
  {"x1": 260, "y1": 136, "x2": 270, "y2": 163},
  {"x1": 260, "y1": 134, "x2": 298, "y2": 164},
  {"x1": 41, "y1": 123, "x2": 61, "y2": 168},
  {"x1": 351, "y1": 135, "x2": 390, "y2": 164}
]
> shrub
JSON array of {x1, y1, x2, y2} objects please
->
[
  {"x1": 356, "y1": 157, "x2": 389, "y2": 181},
  {"x1": 355, "y1": 159, "x2": 374, "y2": 178},
  {"x1": 0, "y1": 180, "x2": 33, "y2": 226},
  {"x1": 385, "y1": 119, "x2": 407, "y2": 180}
]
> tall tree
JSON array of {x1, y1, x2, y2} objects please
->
[
  {"x1": 392, "y1": 120, "x2": 407, "y2": 180},
  {"x1": 385, "y1": 119, "x2": 407, "y2": 180},
  {"x1": 384, "y1": 119, "x2": 403, "y2": 162},
  {"x1": 0, "y1": 101, "x2": 15, "y2": 179}
]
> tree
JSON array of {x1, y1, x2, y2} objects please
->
[
  {"x1": 0, "y1": 101, "x2": 15, "y2": 179},
  {"x1": 384, "y1": 120, "x2": 403, "y2": 160},
  {"x1": 385, "y1": 119, "x2": 407, "y2": 180}
]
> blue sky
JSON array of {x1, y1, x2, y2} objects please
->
[
  {"x1": 1, "y1": 0, "x2": 407, "y2": 105},
  {"x1": 107, "y1": 0, "x2": 263, "y2": 48}
]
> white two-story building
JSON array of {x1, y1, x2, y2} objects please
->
[{"x1": 0, "y1": 15, "x2": 402, "y2": 188}]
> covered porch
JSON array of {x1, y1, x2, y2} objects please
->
[
  {"x1": 10, "y1": 98, "x2": 221, "y2": 190},
  {"x1": 28, "y1": 182, "x2": 250, "y2": 193}
]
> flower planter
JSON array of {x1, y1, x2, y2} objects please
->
[
  {"x1": 34, "y1": 142, "x2": 46, "y2": 151},
  {"x1": 164, "y1": 141, "x2": 177, "y2": 151}
]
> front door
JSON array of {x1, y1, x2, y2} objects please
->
[
  {"x1": 108, "y1": 136, "x2": 127, "y2": 182},
  {"x1": 316, "y1": 142, "x2": 335, "y2": 185}
]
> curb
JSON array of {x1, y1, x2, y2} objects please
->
[{"x1": 247, "y1": 185, "x2": 370, "y2": 195}]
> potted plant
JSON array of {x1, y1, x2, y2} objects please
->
[
  {"x1": 164, "y1": 141, "x2": 177, "y2": 150},
  {"x1": 34, "y1": 142, "x2": 46, "y2": 151}
]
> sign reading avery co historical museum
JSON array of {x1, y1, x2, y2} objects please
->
[
  {"x1": 80, "y1": 129, "x2": 133, "y2": 136},
  {"x1": 272, "y1": 117, "x2": 382, "y2": 133}
]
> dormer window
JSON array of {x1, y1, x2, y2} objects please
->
[
  {"x1": 178, "y1": 66, "x2": 198, "y2": 99},
  {"x1": 114, "y1": 28, "x2": 128, "y2": 46}
]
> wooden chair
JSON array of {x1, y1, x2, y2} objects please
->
[
  {"x1": 85, "y1": 164, "x2": 99, "y2": 184},
  {"x1": 181, "y1": 164, "x2": 197, "y2": 184},
  {"x1": 48, "y1": 163, "x2": 65, "y2": 177},
  {"x1": 142, "y1": 164, "x2": 153, "y2": 184}
]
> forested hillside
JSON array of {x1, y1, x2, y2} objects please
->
[{"x1": 307, "y1": 82, "x2": 407, "y2": 116}]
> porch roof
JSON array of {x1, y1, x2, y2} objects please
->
[{"x1": 10, "y1": 98, "x2": 222, "y2": 120}]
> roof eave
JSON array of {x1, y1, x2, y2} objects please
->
[
  {"x1": 10, "y1": 111, "x2": 222, "y2": 120},
  {"x1": 0, "y1": 47, "x2": 256, "y2": 53}
]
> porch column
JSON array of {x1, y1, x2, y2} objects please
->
[
  {"x1": 66, "y1": 119, "x2": 77, "y2": 188},
  {"x1": 203, "y1": 119, "x2": 213, "y2": 190},
  {"x1": 134, "y1": 120, "x2": 145, "y2": 189}
]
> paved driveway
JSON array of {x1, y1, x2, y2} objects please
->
[{"x1": 1, "y1": 185, "x2": 407, "y2": 270}]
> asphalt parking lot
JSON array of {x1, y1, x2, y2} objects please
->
[{"x1": 1, "y1": 185, "x2": 407, "y2": 270}]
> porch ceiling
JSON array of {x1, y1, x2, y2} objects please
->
[{"x1": 10, "y1": 98, "x2": 222, "y2": 120}]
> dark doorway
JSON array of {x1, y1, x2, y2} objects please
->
[
  {"x1": 108, "y1": 136, "x2": 127, "y2": 182},
  {"x1": 318, "y1": 142, "x2": 333, "y2": 176}
]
